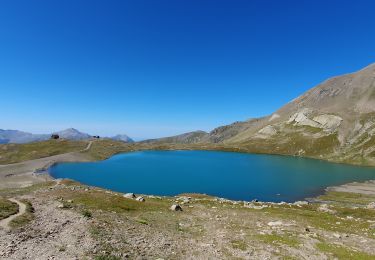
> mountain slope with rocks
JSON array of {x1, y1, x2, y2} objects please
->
[
  {"x1": 145, "y1": 63, "x2": 375, "y2": 166},
  {"x1": 142, "y1": 130, "x2": 208, "y2": 144},
  {"x1": 53, "y1": 128, "x2": 91, "y2": 140},
  {"x1": 110, "y1": 134, "x2": 134, "y2": 143}
]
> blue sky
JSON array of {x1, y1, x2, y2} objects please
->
[{"x1": 1, "y1": 0, "x2": 375, "y2": 140}]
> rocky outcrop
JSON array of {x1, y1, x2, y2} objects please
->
[
  {"x1": 256, "y1": 125, "x2": 277, "y2": 138},
  {"x1": 312, "y1": 115, "x2": 343, "y2": 132}
]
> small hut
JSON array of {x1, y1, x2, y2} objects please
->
[{"x1": 51, "y1": 134, "x2": 60, "y2": 140}]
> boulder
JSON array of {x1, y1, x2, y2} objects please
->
[
  {"x1": 367, "y1": 202, "x2": 375, "y2": 209},
  {"x1": 170, "y1": 204, "x2": 183, "y2": 211},
  {"x1": 136, "y1": 196, "x2": 145, "y2": 202},
  {"x1": 318, "y1": 204, "x2": 336, "y2": 214},
  {"x1": 293, "y1": 201, "x2": 309, "y2": 206},
  {"x1": 267, "y1": 221, "x2": 283, "y2": 227},
  {"x1": 123, "y1": 193, "x2": 136, "y2": 199}
]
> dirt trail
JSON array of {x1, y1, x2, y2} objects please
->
[
  {"x1": 0, "y1": 141, "x2": 94, "y2": 189},
  {"x1": 81, "y1": 141, "x2": 93, "y2": 152},
  {"x1": 0, "y1": 199, "x2": 26, "y2": 231}
]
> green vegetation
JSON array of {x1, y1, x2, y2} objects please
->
[
  {"x1": 316, "y1": 242, "x2": 375, "y2": 259},
  {"x1": 135, "y1": 218, "x2": 149, "y2": 225},
  {"x1": 0, "y1": 197, "x2": 18, "y2": 220},
  {"x1": 318, "y1": 191, "x2": 375, "y2": 206},
  {"x1": 257, "y1": 232, "x2": 299, "y2": 248},
  {"x1": 82, "y1": 209, "x2": 93, "y2": 219},
  {"x1": 10, "y1": 200, "x2": 35, "y2": 228},
  {"x1": 230, "y1": 239, "x2": 248, "y2": 251},
  {"x1": 0, "y1": 140, "x2": 88, "y2": 164},
  {"x1": 84, "y1": 139, "x2": 133, "y2": 161}
]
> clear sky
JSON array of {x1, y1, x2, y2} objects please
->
[{"x1": 1, "y1": 0, "x2": 375, "y2": 140}]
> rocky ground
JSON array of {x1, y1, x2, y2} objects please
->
[{"x1": 1, "y1": 179, "x2": 375, "y2": 259}]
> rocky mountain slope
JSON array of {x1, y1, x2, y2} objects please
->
[
  {"x1": 142, "y1": 130, "x2": 208, "y2": 144},
  {"x1": 146, "y1": 63, "x2": 375, "y2": 165},
  {"x1": 110, "y1": 134, "x2": 134, "y2": 143},
  {"x1": 53, "y1": 128, "x2": 91, "y2": 140}
]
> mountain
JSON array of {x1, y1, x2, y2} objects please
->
[
  {"x1": 145, "y1": 63, "x2": 375, "y2": 166},
  {"x1": 142, "y1": 131, "x2": 208, "y2": 144},
  {"x1": 0, "y1": 128, "x2": 92, "y2": 144},
  {"x1": 0, "y1": 129, "x2": 49, "y2": 144},
  {"x1": 0, "y1": 128, "x2": 135, "y2": 144},
  {"x1": 110, "y1": 134, "x2": 134, "y2": 143},
  {"x1": 53, "y1": 128, "x2": 91, "y2": 140}
]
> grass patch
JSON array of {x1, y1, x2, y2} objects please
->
[
  {"x1": 230, "y1": 239, "x2": 247, "y2": 251},
  {"x1": 82, "y1": 209, "x2": 93, "y2": 219},
  {"x1": 262, "y1": 203, "x2": 374, "y2": 237},
  {"x1": 54, "y1": 188, "x2": 170, "y2": 214},
  {"x1": 316, "y1": 242, "x2": 375, "y2": 259},
  {"x1": 135, "y1": 218, "x2": 149, "y2": 225},
  {"x1": 318, "y1": 191, "x2": 375, "y2": 206},
  {"x1": 257, "y1": 232, "x2": 299, "y2": 248},
  {"x1": 10, "y1": 200, "x2": 35, "y2": 228},
  {"x1": 0, "y1": 140, "x2": 88, "y2": 164},
  {"x1": 0, "y1": 197, "x2": 18, "y2": 220}
]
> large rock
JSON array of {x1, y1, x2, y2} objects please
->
[
  {"x1": 170, "y1": 204, "x2": 183, "y2": 211},
  {"x1": 123, "y1": 193, "x2": 136, "y2": 199},
  {"x1": 313, "y1": 115, "x2": 343, "y2": 132},
  {"x1": 287, "y1": 109, "x2": 322, "y2": 128},
  {"x1": 318, "y1": 204, "x2": 336, "y2": 214},
  {"x1": 367, "y1": 202, "x2": 375, "y2": 209}
]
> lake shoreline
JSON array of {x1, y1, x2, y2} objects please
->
[{"x1": 1, "y1": 148, "x2": 375, "y2": 203}]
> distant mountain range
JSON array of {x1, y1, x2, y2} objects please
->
[
  {"x1": 144, "y1": 63, "x2": 375, "y2": 166},
  {"x1": 0, "y1": 128, "x2": 134, "y2": 144}
]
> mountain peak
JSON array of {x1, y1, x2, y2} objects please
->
[{"x1": 111, "y1": 134, "x2": 134, "y2": 143}]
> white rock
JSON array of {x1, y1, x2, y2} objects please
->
[
  {"x1": 313, "y1": 114, "x2": 343, "y2": 132},
  {"x1": 293, "y1": 201, "x2": 309, "y2": 206},
  {"x1": 258, "y1": 125, "x2": 277, "y2": 136},
  {"x1": 367, "y1": 202, "x2": 375, "y2": 209},
  {"x1": 136, "y1": 196, "x2": 145, "y2": 202},
  {"x1": 333, "y1": 233, "x2": 341, "y2": 239},
  {"x1": 288, "y1": 109, "x2": 321, "y2": 128},
  {"x1": 318, "y1": 204, "x2": 336, "y2": 214},
  {"x1": 170, "y1": 204, "x2": 183, "y2": 211},
  {"x1": 267, "y1": 221, "x2": 283, "y2": 227},
  {"x1": 123, "y1": 193, "x2": 136, "y2": 199}
]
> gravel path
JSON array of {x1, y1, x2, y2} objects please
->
[{"x1": 0, "y1": 199, "x2": 26, "y2": 231}]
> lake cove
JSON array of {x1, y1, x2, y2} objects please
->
[{"x1": 50, "y1": 150, "x2": 375, "y2": 202}]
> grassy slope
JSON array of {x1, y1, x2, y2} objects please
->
[
  {"x1": 0, "y1": 131, "x2": 372, "y2": 167},
  {"x1": 0, "y1": 140, "x2": 88, "y2": 164},
  {"x1": 9, "y1": 200, "x2": 35, "y2": 228}
]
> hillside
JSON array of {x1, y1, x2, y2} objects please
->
[
  {"x1": 142, "y1": 130, "x2": 208, "y2": 144},
  {"x1": 145, "y1": 63, "x2": 375, "y2": 166}
]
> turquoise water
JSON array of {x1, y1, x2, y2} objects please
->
[{"x1": 50, "y1": 150, "x2": 375, "y2": 202}]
